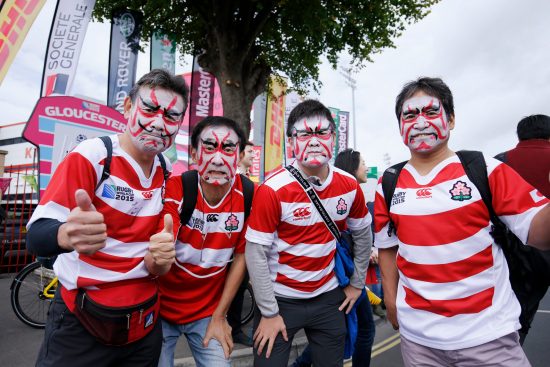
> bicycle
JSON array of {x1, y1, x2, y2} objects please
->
[{"x1": 10, "y1": 260, "x2": 58, "y2": 328}]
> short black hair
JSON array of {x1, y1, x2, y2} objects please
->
[
  {"x1": 517, "y1": 114, "x2": 550, "y2": 141},
  {"x1": 334, "y1": 149, "x2": 361, "y2": 178},
  {"x1": 191, "y1": 116, "x2": 247, "y2": 152},
  {"x1": 395, "y1": 77, "x2": 454, "y2": 123},
  {"x1": 129, "y1": 69, "x2": 189, "y2": 110},
  {"x1": 286, "y1": 99, "x2": 336, "y2": 137},
  {"x1": 245, "y1": 141, "x2": 254, "y2": 147}
]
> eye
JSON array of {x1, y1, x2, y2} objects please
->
[
  {"x1": 425, "y1": 110, "x2": 439, "y2": 117},
  {"x1": 317, "y1": 129, "x2": 332, "y2": 137},
  {"x1": 402, "y1": 112, "x2": 416, "y2": 120}
]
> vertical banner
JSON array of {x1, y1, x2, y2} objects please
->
[
  {"x1": 249, "y1": 145, "x2": 262, "y2": 183},
  {"x1": 337, "y1": 110, "x2": 350, "y2": 154},
  {"x1": 41, "y1": 0, "x2": 96, "y2": 97},
  {"x1": 107, "y1": 9, "x2": 142, "y2": 113},
  {"x1": 328, "y1": 107, "x2": 340, "y2": 163},
  {"x1": 264, "y1": 76, "x2": 287, "y2": 179},
  {"x1": 252, "y1": 93, "x2": 267, "y2": 182},
  {"x1": 283, "y1": 91, "x2": 303, "y2": 165},
  {"x1": 150, "y1": 32, "x2": 175, "y2": 73},
  {"x1": 0, "y1": 0, "x2": 46, "y2": 84}
]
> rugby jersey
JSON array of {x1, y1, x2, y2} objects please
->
[
  {"x1": 158, "y1": 173, "x2": 251, "y2": 324},
  {"x1": 374, "y1": 154, "x2": 549, "y2": 350},
  {"x1": 246, "y1": 163, "x2": 371, "y2": 299},
  {"x1": 27, "y1": 135, "x2": 170, "y2": 311}
]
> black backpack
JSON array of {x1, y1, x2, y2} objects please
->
[
  {"x1": 179, "y1": 170, "x2": 255, "y2": 226},
  {"x1": 381, "y1": 150, "x2": 550, "y2": 344}
]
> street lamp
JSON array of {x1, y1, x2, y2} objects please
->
[{"x1": 339, "y1": 66, "x2": 357, "y2": 149}]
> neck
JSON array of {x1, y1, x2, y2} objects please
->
[
  {"x1": 200, "y1": 179, "x2": 231, "y2": 205},
  {"x1": 238, "y1": 163, "x2": 250, "y2": 174},
  {"x1": 296, "y1": 161, "x2": 330, "y2": 183},
  {"x1": 119, "y1": 133, "x2": 157, "y2": 177},
  {"x1": 408, "y1": 143, "x2": 454, "y2": 176}
]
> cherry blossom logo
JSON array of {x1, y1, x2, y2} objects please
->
[
  {"x1": 336, "y1": 198, "x2": 348, "y2": 215},
  {"x1": 225, "y1": 214, "x2": 239, "y2": 231},
  {"x1": 449, "y1": 181, "x2": 472, "y2": 201}
]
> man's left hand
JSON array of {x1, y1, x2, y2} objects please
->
[
  {"x1": 203, "y1": 315, "x2": 233, "y2": 359},
  {"x1": 339, "y1": 285, "x2": 363, "y2": 314}
]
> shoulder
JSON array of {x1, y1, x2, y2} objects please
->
[
  {"x1": 262, "y1": 168, "x2": 294, "y2": 192},
  {"x1": 67, "y1": 136, "x2": 110, "y2": 166}
]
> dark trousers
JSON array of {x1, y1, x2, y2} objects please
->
[
  {"x1": 36, "y1": 289, "x2": 162, "y2": 367},
  {"x1": 253, "y1": 287, "x2": 347, "y2": 367}
]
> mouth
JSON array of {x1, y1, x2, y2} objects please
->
[{"x1": 410, "y1": 132, "x2": 437, "y2": 142}]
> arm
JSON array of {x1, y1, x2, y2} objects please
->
[
  {"x1": 378, "y1": 246, "x2": 399, "y2": 330},
  {"x1": 202, "y1": 252, "x2": 246, "y2": 359},
  {"x1": 527, "y1": 204, "x2": 550, "y2": 250},
  {"x1": 26, "y1": 218, "x2": 69, "y2": 257},
  {"x1": 245, "y1": 240, "x2": 287, "y2": 358}
]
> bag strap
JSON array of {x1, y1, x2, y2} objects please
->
[
  {"x1": 180, "y1": 170, "x2": 199, "y2": 226},
  {"x1": 97, "y1": 136, "x2": 113, "y2": 190},
  {"x1": 157, "y1": 153, "x2": 169, "y2": 182},
  {"x1": 285, "y1": 165, "x2": 341, "y2": 242},
  {"x1": 240, "y1": 174, "x2": 254, "y2": 220},
  {"x1": 494, "y1": 151, "x2": 508, "y2": 163},
  {"x1": 381, "y1": 161, "x2": 407, "y2": 237}
]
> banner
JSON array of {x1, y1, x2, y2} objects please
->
[
  {"x1": 41, "y1": 0, "x2": 96, "y2": 97},
  {"x1": 283, "y1": 91, "x2": 303, "y2": 164},
  {"x1": 249, "y1": 145, "x2": 262, "y2": 183},
  {"x1": 23, "y1": 96, "x2": 127, "y2": 196},
  {"x1": 367, "y1": 166, "x2": 378, "y2": 179},
  {"x1": 252, "y1": 93, "x2": 267, "y2": 181},
  {"x1": 337, "y1": 110, "x2": 350, "y2": 155},
  {"x1": 107, "y1": 9, "x2": 142, "y2": 113},
  {"x1": 0, "y1": 0, "x2": 46, "y2": 84},
  {"x1": 328, "y1": 107, "x2": 340, "y2": 163},
  {"x1": 0, "y1": 177, "x2": 11, "y2": 194},
  {"x1": 264, "y1": 76, "x2": 287, "y2": 179},
  {"x1": 150, "y1": 32, "x2": 175, "y2": 73}
]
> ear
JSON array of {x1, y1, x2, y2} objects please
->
[
  {"x1": 123, "y1": 96, "x2": 133, "y2": 119},
  {"x1": 448, "y1": 114, "x2": 456, "y2": 130},
  {"x1": 190, "y1": 147, "x2": 199, "y2": 164}
]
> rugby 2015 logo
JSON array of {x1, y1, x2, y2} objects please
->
[{"x1": 102, "y1": 184, "x2": 135, "y2": 201}]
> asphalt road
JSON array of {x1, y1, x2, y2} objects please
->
[{"x1": 1, "y1": 271, "x2": 549, "y2": 366}]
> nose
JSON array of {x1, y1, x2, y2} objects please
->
[
  {"x1": 149, "y1": 113, "x2": 165, "y2": 132},
  {"x1": 308, "y1": 136, "x2": 321, "y2": 146},
  {"x1": 210, "y1": 151, "x2": 224, "y2": 165},
  {"x1": 414, "y1": 116, "x2": 430, "y2": 129}
]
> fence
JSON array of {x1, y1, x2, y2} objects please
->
[{"x1": 1, "y1": 160, "x2": 38, "y2": 273}]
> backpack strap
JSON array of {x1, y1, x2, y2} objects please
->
[
  {"x1": 381, "y1": 161, "x2": 408, "y2": 237},
  {"x1": 97, "y1": 136, "x2": 113, "y2": 190},
  {"x1": 156, "y1": 153, "x2": 170, "y2": 182},
  {"x1": 239, "y1": 174, "x2": 254, "y2": 220},
  {"x1": 180, "y1": 170, "x2": 199, "y2": 226},
  {"x1": 494, "y1": 151, "x2": 507, "y2": 163}
]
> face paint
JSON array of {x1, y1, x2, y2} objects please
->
[
  {"x1": 290, "y1": 116, "x2": 334, "y2": 168},
  {"x1": 127, "y1": 86, "x2": 184, "y2": 154},
  {"x1": 400, "y1": 95, "x2": 450, "y2": 152},
  {"x1": 196, "y1": 126, "x2": 240, "y2": 186}
]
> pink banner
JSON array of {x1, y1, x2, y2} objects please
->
[{"x1": 0, "y1": 177, "x2": 11, "y2": 194}]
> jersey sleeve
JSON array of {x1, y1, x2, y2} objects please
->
[
  {"x1": 373, "y1": 178, "x2": 399, "y2": 249},
  {"x1": 346, "y1": 181, "x2": 371, "y2": 230},
  {"x1": 159, "y1": 175, "x2": 184, "y2": 239},
  {"x1": 245, "y1": 184, "x2": 281, "y2": 246},
  {"x1": 488, "y1": 158, "x2": 549, "y2": 243}
]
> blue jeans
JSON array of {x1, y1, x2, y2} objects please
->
[
  {"x1": 158, "y1": 317, "x2": 230, "y2": 367},
  {"x1": 293, "y1": 296, "x2": 375, "y2": 367}
]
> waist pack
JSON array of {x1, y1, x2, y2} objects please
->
[{"x1": 73, "y1": 282, "x2": 159, "y2": 346}]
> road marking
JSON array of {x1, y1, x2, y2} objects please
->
[
  {"x1": 537, "y1": 310, "x2": 550, "y2": 313},
  {"x1": 372, "y1": 332, "x2": 400, "y2": 351},
  {"x1": 371, "y1": 338, "x2": 401, "y2": 358}
]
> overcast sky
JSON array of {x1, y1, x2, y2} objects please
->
[{"x1": 1, "y1": 0, "x2": 549, "y2": 170}]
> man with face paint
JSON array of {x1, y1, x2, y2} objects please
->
[
  {"x1": 245, "y1": 100, "x2": 373, "y2": 367},
  {"x1": 374, "y1": 77, "x2": 550, "y2": 367},
  {"x1": 156, "y1": 116, "x2": 253, "y2": 367},
  {"x1": 25, "y1": 69, "x2": 189, "y2": 367}
]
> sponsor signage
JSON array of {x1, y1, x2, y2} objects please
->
[
  {"x1": 150, "y1": 32, "x2": 175, "y2": 73},
  {"x1": 41, "y1": 0, "x2": 96, "y2": 96},
  {"x1": 107, "y1": 9, "x2": 143, "y2": 113},
  {"x1": 283, "y1": 91, "x2": 303, "y2": 164},
  {"x1": 264, "y1": 76, "x2": 286, "y2": 179},
  {"x1": 328, "y1": 107, "x2": 340, "y2": 163},
  {"x1": 252, "y1": 93, "x2": 267, "y2": 181},
  {"x1": 366, "y1": 166, "x2": 378, "y2": 179},
  {"x1": 23, "y1": 96, "x2": 126, "y2": 196},
  {"x1": 0, "y1": 0, "x2": 46, "y2": 84},
  {"x1": 337, "y1": 110, "x2": 349, "y2": 154},
  {"x1": 249, "y1": 145, "x2": 261, "y2": 183}
]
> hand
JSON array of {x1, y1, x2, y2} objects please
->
[
  {"x1": 58, "y1": 189, "x2": 106, "y2": 254},
  {"x1": 203, "y1": 315, "x2": 233, "y2": 359},
  {"x1": 339, "y1": 285, "x2": 363, "y2": 314},
  {"x1": 253, "y1": 315, "x2": 288, "y2": 359},
  {"x1": 385, "y1": 300, "x2": 399, "y2": 330},
  {"x1": 148, "y1": 214, "x2": 176, "y2": 268},
  {"x1": 370, "y1": 251, "x2": 379, "y2": 264}
]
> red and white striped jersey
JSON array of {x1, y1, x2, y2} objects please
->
[
  {"x1": 374, "y1": 154, "x2": 549, "y2": 350},
  {"x1": 27, "y1": 135, "x2": 170, "y2": 311},
  {"x1": 158, "y1": 173, "x2": 251, "y2": 324},
  {"x1": 246, "y1": 164, "x2": 371, "y2": 299}
]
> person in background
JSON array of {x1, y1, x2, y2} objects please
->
[{"x1": 237, "y1": 141, "x2": 255, "y2": 176}]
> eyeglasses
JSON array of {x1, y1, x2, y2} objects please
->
[{"x1": 291, "y1": 128, "x2": 334, "y2": 140}]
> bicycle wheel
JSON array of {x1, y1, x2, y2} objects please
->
[
  {"x1": 240, "y1": 282, "x2": 256, "y2": 325},
  {"x1": 10, "y1": 261, "x2": 56, "y2": 328}
]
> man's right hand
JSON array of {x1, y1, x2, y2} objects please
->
[
  {"x1": 58, "y1": 189, "x2": 107, "y2": 254},
  {"x1": 253, "y1": 315, "x2": 288, "y2": 359},
  {"x1": 385, "y1": 300, "x2": 399, "y2": 330}
]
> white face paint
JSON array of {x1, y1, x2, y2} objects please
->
[
  {"x1": 400, "y1": 95, "x2": 451, "y2": 153},
  {"x1": 196, "y1": 126, "x2": 240, "y2": 186},
  {"x1": 126, "y1": 86, "x2": 185, "y2": 154},
  {"x1": 290, "y1": 116, "x2": 335, "y2": 168}
]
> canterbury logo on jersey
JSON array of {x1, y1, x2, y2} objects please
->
[
  {"x1": 206, "y1": 214, "x2": 219, "y2": 222},
  {"x1": 101, "y1": 184, "x2": 135, "y2": 201},
  {"x1": 293, "y1": 207, "x2": 311, "y2": 220},
  {"x1": 141, "y1": 190, "x2": 154, "y2": 200},
  {"x1": 530, "y1": 189, "x2": 545, "y2": 203},
  {"x1": 416, "y1": 188, "x2": 432, "y2": 199}
]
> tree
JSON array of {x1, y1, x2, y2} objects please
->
[{"x1": 94, "y1": 0, "x2": 439, "y2": 136}]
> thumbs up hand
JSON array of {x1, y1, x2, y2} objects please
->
[
  {"x1": 58, "y1": 189, "x2": 107, "y2": 254},
  {"x1": 147, "y1": 214, "x2": 176, "y2": 275}
]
